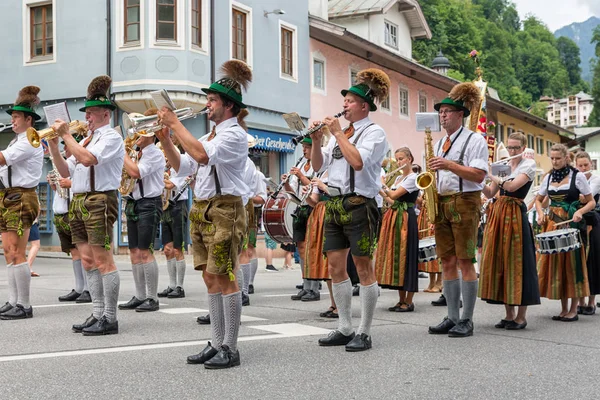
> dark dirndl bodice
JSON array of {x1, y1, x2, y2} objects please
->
[{"x1": 501, "y1": 180, "x2": 533, "y2": 200}]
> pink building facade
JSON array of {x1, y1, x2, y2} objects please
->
[{"x1": 310, "y1": 38, "x2": 449, "y2": 166}]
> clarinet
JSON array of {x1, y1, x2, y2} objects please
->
[
  {"x1": 271, "y1": 157, "x2": 304, "y2": 199},
  {"x1": 168, "y1": 175, "x2": 194, "y2": 206}
]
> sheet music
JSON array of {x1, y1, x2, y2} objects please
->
[
  {"x1": 43, "y1": 102, "x2": 71, "y2": 124},
  {"x1": 150, "y1": 89, "x2": 177, "y2": 111}
]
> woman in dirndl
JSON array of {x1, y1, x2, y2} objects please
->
[
  {"x1": 575, "y1": 151, "x2": 600, "y2": 315},
  {"x1": 479, "y1": 132, "x2": 540, "y2": 329},
  {"x1": 535, "y1": 144, "x2": 596, "y2": 322},
  {"x1": 376, "y1": 147, "x2": 419, "y2": 312}
]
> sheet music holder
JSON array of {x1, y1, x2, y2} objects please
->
[
  {"x1": 416, "y1": 113, "x2": 441, "y2": 132},
  {"x1": 43, "y1": 102, "x2": 71, "y2": 124},
  {"x1": 282, "y1": 112, "x2": 306, "y2": 134},
  {"x1": 150, "y1": 89, "x2": 177, "y2": 111}
]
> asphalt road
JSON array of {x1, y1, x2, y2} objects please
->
[{"x1": 1, "y1": 256, "x2": 599, "y2": 399}]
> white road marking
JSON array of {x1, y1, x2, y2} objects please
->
[
  {"x1": 160, "y1": 307, "x2": 267, "y2": 322},
  {"x1": 31, "y1": 301, "x2": 169, "y2": 308},
  {"x1": 0, "y1": 323, "x2": 330, "y2": 363}
]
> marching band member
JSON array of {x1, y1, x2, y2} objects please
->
[
  {"x1": 574, "y1": 151, "x2": 600, "y2": 315},
  {"x1": 287, "y1": 138, "x2": 319, "y2": 302},
  {"x1": 479, "y1": 132, "x2": 540, "y2": 329},
  {"x1": 0, "y1": 86, "x2": 44, "y2": 320},
  {"x1": 377, "y1": 147, "x2": 419, "y2": 312},
  {"x1": 119, "y1": 108, "x2": 166, "y2": 312},
  {"x1": 54, "y1": 141, "x2": 91, "y2": 304},
  {"x1": 157, "y1": 60, "x2": 251, "y2": 369},
  {"x1": 427, "y1": 83, "x2": 489, "y2": 337},
  {"x1": 535, "y1": 144, "x2": 595, "y2": 321},
  {"x1": 310, "y1": 68, "x2": 390, "y2": 352},
  {"x1": 158, "y1": 141, "x2": 189, "y2": 300},
  {"x1": 49, "y1": 75, "x2": 124, "y2": 335},
  {"x1": 247, "y1": 166, "x2": 267, "y2": 293}
]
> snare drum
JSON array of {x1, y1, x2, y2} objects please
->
[
  {"x1": 262, "y1": 194, "x2": 298, "y2": 244},
  {"x1": 418, "y1": 237, "x2": 437, "y2": 263},
  {"x1": 535, "y1": 228, "x2": 581, "y2": 254}
]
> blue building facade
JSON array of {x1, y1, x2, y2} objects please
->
[{"x1": 0, "y1": 0, "x2": 310, "y2": 249}]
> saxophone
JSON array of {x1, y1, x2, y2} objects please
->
[
  {"x1": 162, "y1": 168, "x2": 171, "y2": 210},
  {"x1": 415, "y1": 127, "x2": 439, "y2": 224},
  {"x1": 48, "y1": 155, "x2": 68, "y2": 199}
]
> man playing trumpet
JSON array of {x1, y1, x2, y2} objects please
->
[
  {"x1": 48, "y1": 75, "x2": 124, "y2": 335},
  {"x1": 0, "y1": 86, "x2": 44, "y2": 320},
  {"x1": 119, "y1": 108, "x2": 166, "y2": 312}
]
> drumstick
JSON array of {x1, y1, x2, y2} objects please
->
[{"x1": 554, "y1": 219, "x2": 574, "y2": 227}]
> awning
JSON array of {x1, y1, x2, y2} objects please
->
[{"x1": 249, "y1": 128, "x2": 295, "y2": 153}]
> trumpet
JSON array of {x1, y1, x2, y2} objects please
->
[
  {"x1": 291, "y1": 110, "x2": 345, "y2": 145},
  {"x1": 122, "y1": 107, "x2": 209, "y2": 139},
  {"x1": 27, "y1": 120, "x2": 88, "y2": 148}
]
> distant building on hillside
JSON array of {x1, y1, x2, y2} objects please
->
[{"x1": 545, "y1": 91, "x2": 594, "y2": 128}]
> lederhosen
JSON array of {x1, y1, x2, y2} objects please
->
[
  {"x1": 161, "y1": 173, "x2": 189, "y2": 251},
  {"x1": 54, "y1": 189, "x2": 76, "y2": 254},
  {"x1": 322, "y1": 123, "x2": 380, "y2": 258},
  {"x1": 537, "y1": 169, "x2": 589, "y2": 299}
]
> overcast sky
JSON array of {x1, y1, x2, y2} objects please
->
[{"x1": 512, "y1": 0, "x2": 599, "y2": 31}]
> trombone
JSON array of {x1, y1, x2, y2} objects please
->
[
  {"x1": 122, "y1": 107, "x2": 209, "y2": 139},
  {"x1": 27, "y1": 120, "x2": 88, "y2": 148}
]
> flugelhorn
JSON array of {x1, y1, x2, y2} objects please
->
[
  {"x1": 122, "y1": 107, "x2": 209, "y2": 138},
  {"x1": 27, "y1": 120, "x2": 88, "y2": 148},
  {"x1": 291, "y1": 110, "x2": 345, "y2": 145}
]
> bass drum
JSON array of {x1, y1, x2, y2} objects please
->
[{"x1": 262, "y1": 194, "x2": 297, "y2": 244}]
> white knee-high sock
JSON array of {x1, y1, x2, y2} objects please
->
[
  {"x1": 143, "y1": 260, "x2": 159, "y2": 301},
  {"x1": 6, "y1": 263, "x2": 16, "y2": 306},
  {"x1": 132, "y1": 263, "x2": 146, "y2": 300},
  {"x1": 249, "y1": 258, "x2": 258, "y2": 285},
  {"x1": 208, "y1": 292, "x2": 225, "y2": 348},
  {"x1": 86, "y1": 269, "x2": 105, "y2": 319},
  {"x1": 222, "y1": 292, "x2": 242, "y2": 352},
  {"x1": 332, "y1": 278, "x2": 354, "y2": 336},
  {"x1": 14, "y1": 262, "x2": 32, "y2": 308},
  {"x1": 73, "y1": 259, "x2": 85, "y2": 293},
  {"x1": 175, "y1": 259, "x2": 186, "y2": 287},
  {"x1": 357, "y1": 282, "x2": 379, "y2": 335},
  {"x1": 240, "y1": 263, "x2": 251, "y2": 295},
  {"x1": 167, "y1": 258, "x2": 177, "y2": 289},
  {"x1": 102, "y1": 270, "x2": 120, "y2": 323}
]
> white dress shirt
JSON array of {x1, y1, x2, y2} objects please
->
[
  {"x1": 132, "y1": 143, "x2": 166, "y2": 200},
  {"x1": 319, "y1": 117, "x2": 389, "y2": 198},
  {"x1": 434, "y1": 126, "x2": 489, "y2": 195},
  {"x1": 507, "y1": 158, "x2": 536, "y2": 182},
  {"x1": 52, "y1": 186, "x2": 72, "y2": 214},
  {"x1": 68, "y1": 124, "x2": 125, "y2": 194},
  {"x1": 254, "y1": 170, "x2": 268, "y2": 204},
  {"x1": 178, "y1": 117, "x2": 249, "y2": 200},
  {"x1": 391, "y1": 172, "x2": 418, "y2": 194},
  {"x1": 288, "y1": 158, "x2": 314, "y2": 206},
  {"x1": 0, "y1": 132, "x2": 44, "y2": 188},
  {"x1": 375, "y1": 168, "x2": 385, "y2": 208},
  {"x1": 587, "y1": 174, "x2": 600, "y2": 198},
  {"x1": 242, "y1": 157, "x2": 258, "y2": 206},
  {"x1": 538, "y1": 170, "x2": 591, "y2": 196},
  {"x1": 169, "y1": 167, "x2": 189, "y2": 202}
]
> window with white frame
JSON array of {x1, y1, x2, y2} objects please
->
[
  {"x1": 381, "y1": 95, "x2": 390, "y2": 111},
  {"x1": 124, "y1": 0, "x2": 141, "y2": 44},
  {"x1": 279, "y1": 21, "x2": 298, "y2": 81},
  {"x1": 527, "y1": 134, "x2": 534, "y2": 150},
  {"x1": 313, "y1": 59, "x2": 325, "y2": 90},
  {"x1": 546, "y1": 140, "x2": 552, "y2": 156},
  {"x1": 350, "y1": 69, "x2": 359, "y2": 86},
  {"x1": 536, "y1": 137, "x2": 544, "y2": 155},
  {"x1": 399, "y1": 87, "x2": 409, "y2": 117},
  {"x1": 232, "y1": 6, "x2": 248, "y2": 62},
  {"x1": 157, "y1": 0, "x2": 176, "y2": 41},
  {"x1": 384, "y1": 20, "x2": 398, "y2": 49},
  {"x1": 191, "y1": 0, "x2": 202, "y2": 47},
  {"x1": 28, "y1": 2, "x2": 54, "y2": 61},
  {"x1": 498, "y1": 124, "x2": 505, "y2": 144},
  {"x1": 418, "y1": 93, "x2": 427, "y2": 112}
]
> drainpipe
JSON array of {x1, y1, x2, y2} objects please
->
[{"x1": 208, "y1": 0, "x2": 216, "y2": 131}]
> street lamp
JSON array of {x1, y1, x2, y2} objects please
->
[{"x1": 264, "y1": 9, "x2": 285, "y2": 17}]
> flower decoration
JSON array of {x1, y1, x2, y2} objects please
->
[
  {"x1": 468, "y1": 49, "x2": 481, "y2": 66},
  {"x1": 487, "y1": 120, "x2": 496, "y2": 130}
]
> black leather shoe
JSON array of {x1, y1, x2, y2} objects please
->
[
  {"x1": 167, "y1": 286, "x2": 185, "y2": 298},
  {"x1": 352, "y1": 286, "x2": 360, "y2": 296},
  {"x1": 82, "y1": 316, "x2": 119, "y2": 336},
  {"x1": 157, "y1": 287, "x2": 173, "y2": 298},
  {"x1": 582, "y1": 306, "x2": 596, "y2": 316},
  {"x1": 248, "y1": 284, "x2": 254, "y2": 294},
  {"x1": 291, "y1": 289, "x2": 307, "y2": 300},
  {"x1": 345, "y1": 333, "x2": 372, "y2": 352},
  {"x1": 59, "y1": 289, "x2": 81, "y2": 302},
  {"x1": 295, "y1": 283, "x2": 304, "y2": 290},
  {"x1": 560, "y1": 315, "x2": 578, "y2": 322},
  {"x1": 187, "y1": 342, "x2": 219, "y2": 364},
  {"x1": 494, "y1": 319, "x2": 512, "y2": 329},
  {"x1": 428, "y1": 317, "x2": 456, "y2": 334},
  {"x1": 301, "y1": 290, "x2": 320, "y2": 302},
  {"x1": 0, "y1": 304, "x2": 33, "y2": 320},
  {"x1": 197, "y1": 314, "x2": 211, "y2": 325},
  {"x1": 597, "y1": 301, "x2": 600, "y2": 308},
  {"x1": 431, "y1": 294, "x2": 447, "y2": 306},
  {"x1": 448, "y1": 319, "x2": 474, "y2": 337},
  {"x1": 505, "y1": 320, "x2": 527, "y2": 330},
  {"x1": 577, "y1": 306, "x2": 583, "y2": 314},
  {"x1": 118, "y1": 296, "x2": 144, "y2": 310},
  {"x1": 135, "y1": 298, "x2": 159, "y2": 312},
  {"x1": 75, "y1": 290, "x2": 91, "y2": 303},
  {"x1": 204, "y1": 345, "x2": 241, "y2": 369},
  {"x1": 242, "y1": 294, "x2": 250, "y2": 306},
  {"x1": 318, "y1": 330, "x2": 355, "y2": 346},
  {"x1": 0, "y1": 302, "x2": 14, "y2": 314},
  {"x1": 72, "y1": 314, "x2": 98, "y2": 333}
]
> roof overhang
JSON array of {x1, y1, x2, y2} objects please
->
[
  {"x1": 328, "y1": 0, "x2": 431, "y2": 39},
  {"x1": 114, "y1": 91, "x2": 207, "y2": 114}
]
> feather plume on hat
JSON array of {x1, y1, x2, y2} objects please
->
[
  {"x1": 86, "y1": 75, "x2": 112, "y2": 101},
  {"x1": 15, "y1": 86, "x2": 41, "y2": 108},
  {"x1": 144, "y1": 107, "x2": 158, "y2": 117},
  {"x1": 448, "y1": 82, "x2": 481, "y2": 112},
  {"x1": 356, "y1": 68, "x2": 391, "y2": 104},
  {"x1": 219, "y1": 60, "x2": 253, "y2": 92}
]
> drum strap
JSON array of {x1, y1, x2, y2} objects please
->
[{"x1": 349, "y1": 123, "x2": 374, "y2": 193}]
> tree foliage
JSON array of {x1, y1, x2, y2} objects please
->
[
  {"x1": 413, "y1": 0, "x2": 587, "y2": 111},
  {"x1": 586, "y1": 26, "x2": 600, "y2": 126}
]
